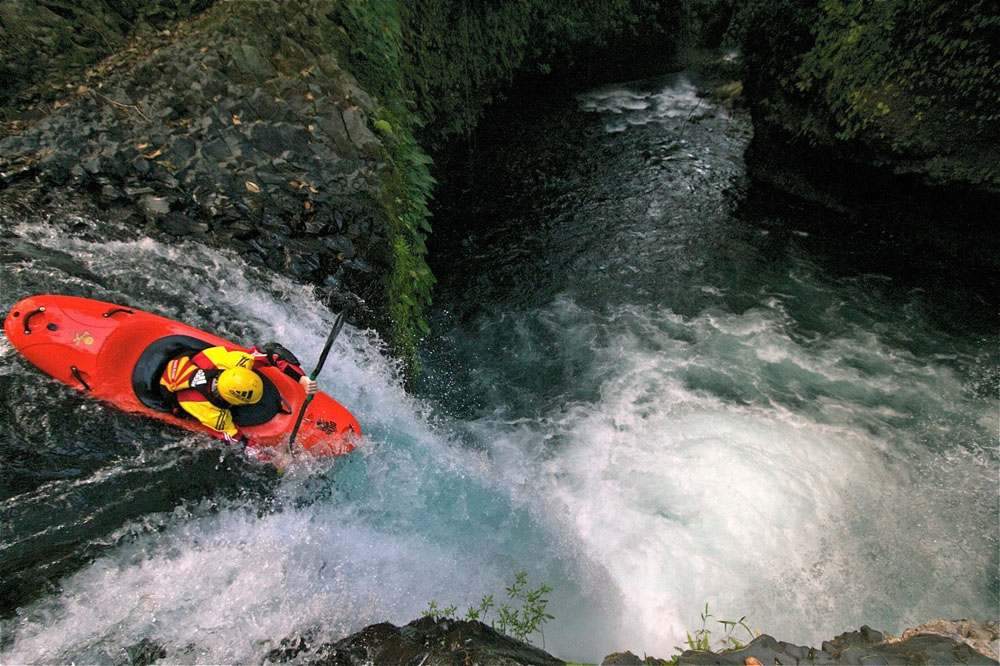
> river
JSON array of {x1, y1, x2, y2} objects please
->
[{"x1": 1, "y1": 69, "x2": 997, "y2": 663}]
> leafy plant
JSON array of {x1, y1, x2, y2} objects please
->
[
  {"x1": 667, "y1": 604, "x2": 755, "y2": 664},
  {"x1": 731, "y1": 0, "x2": 1000, "y2": 172},
  {"x1": 794, "y1": 0, "x2": 1000, "y2": 147},
  {"x1": 424, "y1": 572, "x2": 555, "y2": 647}
]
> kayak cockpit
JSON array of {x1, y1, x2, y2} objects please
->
[{"x1": 131, "y1": 335, "x2": 289, "y2": 427}]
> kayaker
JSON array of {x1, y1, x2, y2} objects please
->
[{"x1": 158, "y1": 343, "x2": 317, "y2": 450}]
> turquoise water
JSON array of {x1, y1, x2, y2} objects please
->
[{"x1": 1, "y1": 71, "x2": 997, "y2": 663}]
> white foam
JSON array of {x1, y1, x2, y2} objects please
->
[
  {"x1": 3, "y1": 217, "x2": 997, "y2": 664},
  {"x1": 579, "y1": 75, "x2": 709, "y2": 132},
  {"x1": 466, "y1": 300, "x2": 999, "y2": 656}
]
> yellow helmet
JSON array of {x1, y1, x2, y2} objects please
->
[{"x1": 216, "y1": 367, "x2": 263, "y2": 405}]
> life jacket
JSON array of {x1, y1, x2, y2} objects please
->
[
  {"x1": 158, "y1": 345, "x2": 303, "y2": 439},
  {"x1": 159, "y1": 353, "x2": 241, "y2": 437}
]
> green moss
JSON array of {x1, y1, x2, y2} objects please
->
[
  {"x1": 329, "y1": 0, "x2": 689, "y2": 379},
  {"x1": 330, "y1": 0, "x2": 436, "y2": 381},
  {"x1": 732, "y1": 0, "x2": 1000, "y2": 186}
]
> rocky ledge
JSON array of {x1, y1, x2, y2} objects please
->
[
  {"x1": 264, "y1": 616, "x2": 563, "y2": 666},
  {"x1": 1, "y1": 1, "x2": 392, "y2": 331},
  {"x1": 253, "y1": 618, "x2": 999, "y2": 666},
  {"x1": 667, "y1": 620, "x2": 999, "y2": 666}
]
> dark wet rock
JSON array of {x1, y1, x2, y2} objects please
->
[
  {"x1": 250, "y1": 123, "x2": 312, "y2": 158},
  {"x1": 0, "y1": 2, "x2": 392, "y2": 322},
  {"x1": 266, "y1": 619, "x2": 998, "y2": 666},
  {"x1": 601, "y1": 651, "x2": 646, "y2": 665},
  {"x1": 341, "y1": 107, "x2": 381, "y2": 153},
  {"x1": 674, "y1": 622, "x2": 999, "y2": 666},
  {"x1": 123, "y1": 638, "x2": 167, "y2": 666},
  {"x1": 287, "y1": 617, "x2": 565, "y2": 666},
  {"x1": 227, "y1": 42, "x2": 277, "y2": 80},
  {"x1": 157, "y1": 210, "x2": 197, "y2": 236}
]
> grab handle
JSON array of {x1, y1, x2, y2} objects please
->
[
  {"x1": 22, "y1": 307, "x2": 46, "y2": 335},
  {"x1": 70, "y1": 366, "x2": 92, "y2": 391},
  {"x1": 103, "y1": 308, "x2": 135, "y2": 318}
]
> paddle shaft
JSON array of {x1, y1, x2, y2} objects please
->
[{"x1": 287, "y1": 311, "x2": 347, "y2": 451}]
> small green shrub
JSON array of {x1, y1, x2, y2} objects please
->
[
  {"x1": 424, "y1": 572, "x2": 555, "y2": 647},
  {"x1": 667, "y1": 604, "x2": 755, "y2": 664}
]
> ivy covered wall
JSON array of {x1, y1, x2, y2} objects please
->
[
  {"x1": 328, "y1": 0, "x2": 686, "y2": 375},
  {"x1": 733, "y1": 0, "x2": 1000, "y2": 189}
]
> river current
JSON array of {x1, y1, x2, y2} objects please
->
[{"x1": 1, "y1": 70, "x2": 997, "y2": 663}]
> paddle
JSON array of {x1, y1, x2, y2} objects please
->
[{"x1": 287, "y1": 310, "x2": 347, "y2": 452}]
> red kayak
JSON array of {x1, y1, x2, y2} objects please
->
[{"x1": 3, "y1": 295, "x2": 359, "y2": 458}]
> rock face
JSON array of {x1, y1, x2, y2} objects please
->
[
  {"x1": 673, "y1": 621, "x2": 999, "y2": 666},
  {"x1": 266, "y1": 617, "x2": 565, "y2": 666},
  {"x1": 0, "y1": 0, "x2": 212, "y2": 111},
  {"x1": 734, "y1": 1, "x2": 1000, "y2": 274},
  {"x1": 0, "y1": 0, "x2": 392, "y2": 329},
  {"x1": 259, "y1": 619, "x2": 999, "y2": 666}
]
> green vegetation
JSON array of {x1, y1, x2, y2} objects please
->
[
  {"x1": 328, "y1": 0, "x2": 436, "y2": 378},
  {"x1": 424, "y1": 572, "x2": 555, "y2": 646},
  {"x1": 796, "y1": 0, "x2": 1000, "y2": 148},
  {"x1": 667, "y1": 603, "x2": 754, "y2": 663},
  {"x1": 329, "y1": 0, "x2": 688, "y2": 377},
  {"x1": 731, "y1": 0, "x2": 1000, "y2": 185}
]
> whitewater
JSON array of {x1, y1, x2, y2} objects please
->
[{"x1": 1, "y1": 71, "x2": 996, "y2": 663}]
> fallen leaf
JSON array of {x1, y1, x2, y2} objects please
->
[
  {"x1": 303, "y1": 201, "x2": 312, "y2": 210},
  {"x1": 289, "y1": 180, "x2": 302, "y2": 189},
  {"x1": 76, "y1": 85, "x2": 88, "y2": 94},
  {"x1": 309, "y1": 186, "x2": 318, "y2": 194},
  {"x1": 137, "y1": 142, "x2": 149, "y2": 150},
  {"x1": 306, "y1": 92, "x2": 314, "y2": 100},
  {"x1": 307, "y1": 124, "x2": 314, "y2": 131},
  {"x1": 245, "y1": 181, "x2": 261, "y2": 194},
  {"x1": 744, "y1": 658, "x2": 763, "y2": 666},
  {"x1": 142, "y1": 147, "x2": 164, "y2": 159},
  {"x1": 232, "y1": 115, "x2": 242, "y2": 125}
]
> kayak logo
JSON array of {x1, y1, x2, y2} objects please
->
[
  {"x1": 73, "y1": 331, "x2": 94, "y2": 345},
  {"x1": 190, "y1": 370, "x2": 207, "y2": 387},
  {"x1": 317, "y1": 418, "x2": 338, "y2": 434},
  {"x1": 232, "y1": 389, "x2": 254, "y2": 401}
]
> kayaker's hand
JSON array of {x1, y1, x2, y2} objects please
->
[{"x1": 299, "y1": 375, "x2": 318, "y2": 395}]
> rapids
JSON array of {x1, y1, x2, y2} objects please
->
[{"x1": 1, "y1": 70, "x2": 997, "y2": 662}]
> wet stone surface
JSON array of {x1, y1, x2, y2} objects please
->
[{"x1": 0, "y1": 3, "x2": 391, "y2": 326}]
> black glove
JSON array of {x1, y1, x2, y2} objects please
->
[{"x1": 260, "y1": 342, "x2": 301, "y2": 367}]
